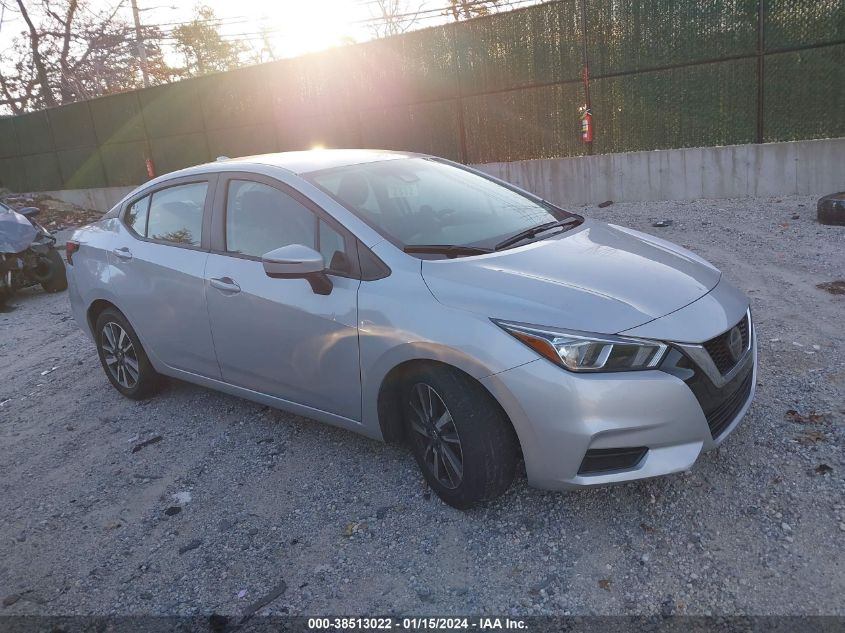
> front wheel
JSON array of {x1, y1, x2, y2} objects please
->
[
  {"x1": 402, "y1": 365, "x2": 519, "y2": 509},
  {"x1": 95, "y1": 308, "x2": 161, "y2": 399},
  {"x1": 39, "y1": 249, "x2": 68, "y2": 293}
]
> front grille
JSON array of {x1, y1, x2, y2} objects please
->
[
  {"x1": 702, "y1": 314, "x2": 750, "y2": 374},
  {"x1": 578, "y1": 447, "x2": 648, "y2": 475},
  {"x1": 659, "y1": 345, "x2": 755, "y2": 441},
  {"x1": 705, "y1": 370, "x2": 754, "y2": 439}
]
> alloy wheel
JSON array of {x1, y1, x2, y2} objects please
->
[
  {"x1": 101, "y1": 322, "x2": 140, "y2": 389},
  {"x1": 408, "y1": 382, "x2": 464, "y2": 489}
]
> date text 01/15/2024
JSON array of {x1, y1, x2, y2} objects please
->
[{"x1": 307, "y1": 617, "x2": 527, "y2": 630}]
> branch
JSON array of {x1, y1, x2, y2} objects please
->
[
  {"x1": 0, "y1": 69, "x2": 35, "y2": 113},
  {"x1": 15, "y1": 0, "x2": 57, "y2": 106},
  {"x1": 60, "y1": 0, "x2": 79, "y2": 67}
]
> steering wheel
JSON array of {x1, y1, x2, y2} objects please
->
[{"x1": 434, "y1": 207, "x2": 458, "y2": 225}]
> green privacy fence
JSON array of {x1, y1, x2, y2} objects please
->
[{"x1": 0, "y1": 0, "x2": 842, "y2": 192}]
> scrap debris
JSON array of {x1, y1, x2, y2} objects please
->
[
  {"x1": 796, "y1": 430, "x2": 826, "y2": 446},
  {"x1": 1, "y1": 189, "x2": 102, "y2": 231},
  {"x1": 131, "y1": 435, "x2": 163, "y2": 453},
  {"x1": 342, "y1": 521, "x2": 368, "y2": 537},
  {"x1": 816, "y1": 280, "x2": 845, "y2": 295},
  {"x1": 784, "y1": 410, "x2": 829, "y2": 424}
]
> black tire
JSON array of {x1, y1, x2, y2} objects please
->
[
  {"x1": 39, "y1": 249, "x2": 68, "y2": 293},
  {"x1": 94, "y1": 307, "x2": 161, "y2": 400},
  {"x1": 401, "y1": 364, "x2": 519, "y2": 509},
  {"x1": 817, "y1": 192, "x2": 845, "y2": 226}
]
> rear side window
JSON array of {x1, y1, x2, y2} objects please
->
[
  {"x1": 145, "y1": 182, "x2": 207, "y2": 247},
  {"x1": 125, "y1": 196, "x2": 150, "y2": 236}
]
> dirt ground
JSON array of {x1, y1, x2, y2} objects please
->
[{"x1": 0, "y1": 195, "x2": 843, "y2": 618}]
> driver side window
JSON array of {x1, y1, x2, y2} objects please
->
[
  {"x1": 225, "y1": 180, "x2": 316, "y2": 258},
  {"x1": 224, "y1": 179, "x2": 355, "y2": 276}
]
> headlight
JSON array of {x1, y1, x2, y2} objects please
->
[{"x1": 493, "y1": 320, "x2": 668, "y2": 372}]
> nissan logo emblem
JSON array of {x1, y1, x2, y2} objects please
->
[{"x1": 728, "y1": 326, "x2": 744, "y2": 361}]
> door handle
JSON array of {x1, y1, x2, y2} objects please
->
[
  {"x1": 209, "y1": 277, "x2": 241, "y2": 293},
  {"x1": 112, "y1": 247, "x2": 132, "y2": 260}
]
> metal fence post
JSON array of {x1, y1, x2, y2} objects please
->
[
  {"x1": 580, "y1": 0, "x2": 594, "y2": 155},
  {"x1": 453, "y1": 23, "x2": 469, "y2": 164},
  {"x1": 756, "y1": 0, "x2": 766, "y2": 144},
  {"x1": 90, "y1": 100, "x2": 109, "y2": 189}
]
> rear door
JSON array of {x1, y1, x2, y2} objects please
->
[
  {"x1": 204, "y1": 173, "x2": 362, "y2": 420},
  {"x1": 108, "y1": 176, "x2": 220, "y2": 378}
]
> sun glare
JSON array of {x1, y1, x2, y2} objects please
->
[{"x1": 252, "y1": 0, "x2": 362, "y2": 58}]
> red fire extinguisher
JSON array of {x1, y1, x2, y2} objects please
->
[
  {"x1": 580, "y1": 106, "x2": 593, "y2": 144},
  {"x1": 145, "y1": 158, "x2": 156, "y2": 179}
]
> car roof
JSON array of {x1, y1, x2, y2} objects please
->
[
  {"x1": 231, "y1": 149, "x2": 420, "y2": 174},
  {"x1": 159, "y1": 149, "x2": 422, "y2": 181}
]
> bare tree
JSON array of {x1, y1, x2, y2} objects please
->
[
  {"x1": 368, "y1": 0, "x2": 424, "y2": 37},
  {"x1": 172, "y1": 6, "x2": 247, "y2": 76},
  {"x1": 0, "y1": 0, "x2": 175, "y2": 113},
  {"x1": 447, "y1": 0, "x2": 507, "y2": 20},
  {"x1": 0, "y1": 1, "x2": 37, "y2": 114},
  {"x1": 249, "y1": 21, "x2": 277, "y2": 64}
]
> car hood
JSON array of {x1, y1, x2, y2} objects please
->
[
  {"x1": 421, "y1": 219, "x2": 721, "y2": 334},
  {"x1": 0, "y1": 207, "x2": 37, "y2": 254}
]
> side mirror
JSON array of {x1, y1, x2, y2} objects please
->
[
  {"x1": 261, "y1": 244, "x2": 333, "y2": 295},
  {"x1": 18, "y1": 206, "x2": 40, "y2": 218}
]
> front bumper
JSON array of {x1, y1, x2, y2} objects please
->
[{"x1": 481, "y1": 332, "x2": 757, "y2": 490}]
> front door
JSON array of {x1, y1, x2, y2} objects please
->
[{"x1": 204, "y1": 176, "x2": 362, "y2": 421}]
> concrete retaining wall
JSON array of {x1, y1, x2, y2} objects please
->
[
  {"x1": 473, "y1": 138, "x2": 845, "y2": 207},
  {"x1": 41, "y1": 138, "x2": 844, "y2": 213}
]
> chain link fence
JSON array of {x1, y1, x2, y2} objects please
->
[{"x1": 0, "y1": 0, "x2": 842, "y2": 192}]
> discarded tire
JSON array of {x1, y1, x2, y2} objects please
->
[{"x1": 817, "y1": 192, "x2": 845, "y2": 226}]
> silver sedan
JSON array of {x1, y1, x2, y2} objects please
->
[{"x1": 67, "y1": 150, "x2": 756, "y2": 508}]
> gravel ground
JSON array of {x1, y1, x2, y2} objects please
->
[{"x1": 0, "y1": 195, "x2": 843, "y2": 618}]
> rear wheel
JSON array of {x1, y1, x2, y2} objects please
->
[
  {"x1": 402, "y1": 364, "x2": 518, "y2": 509},
  {"x1": 95, "y1": 308, "x2": 161, "y2": 399},
  {"x1": 39, "y1": 249, "x2": 68, "y2": 293},
  {"x1": 0, "y1": 269, "x2": 14, "y2": 306}
]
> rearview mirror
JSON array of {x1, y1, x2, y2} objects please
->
[{"x1": 261, "y1": 244, "x2": 332, "y2": 295}]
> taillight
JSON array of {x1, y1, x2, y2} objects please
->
[{"x1": 65, "y1": 241, "x2": 79, "y2": 265}]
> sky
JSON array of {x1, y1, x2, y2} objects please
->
[
  {"x1": 0, "y1": 0, "x2": 464, "y2": 63},
  {"x1": 140, "y1": 0, "x2": 406, "y2": 59}
]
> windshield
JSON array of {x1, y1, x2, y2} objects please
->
[{"x1": 306, "y1": 158, "x2": 573, "y2": 250}]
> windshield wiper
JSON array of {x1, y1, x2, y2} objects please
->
[
  {"x1": 494, "y1": 217, "x2": 583, "y2": 251},
  {"x1": 403, "y1": 244, "x2": 492, "y2": 258}
]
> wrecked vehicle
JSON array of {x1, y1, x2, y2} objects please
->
[{"x1": 0, "y1": 201, "x2": 68, "y2": 305}]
